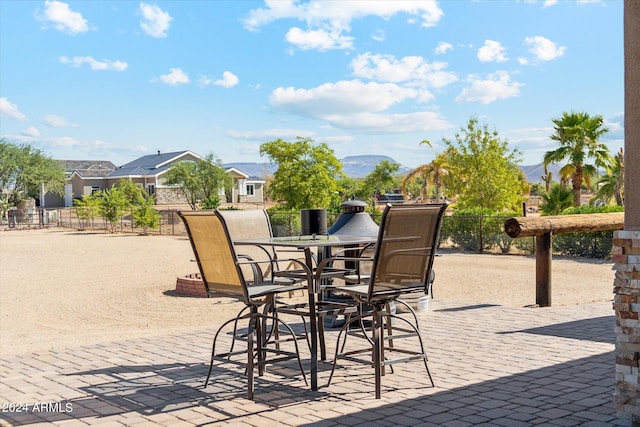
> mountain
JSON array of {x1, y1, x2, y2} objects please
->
[
  {"x1": 520, "y1": 163, "x2": 562, "y2": 184},
  {"x1": 224, "y1": 162, "x2": 277, "y2": 178},
  {"x1": 225, "y1": 157, "x2": 559, "y2": 183},
  {"x1": 225, "y1": 155, "x2": 411, "y2": 179},
  {"x1": 341, "y1": 155, "x2": 412, "y2": 178}
]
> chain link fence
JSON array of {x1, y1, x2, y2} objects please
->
[{"x1": 3, "y1": 207, "x2": 614, "y2": 259}]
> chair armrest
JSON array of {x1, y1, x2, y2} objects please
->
[{"x1": 236, "y1": 257, "x2": 313, "y2": 286}]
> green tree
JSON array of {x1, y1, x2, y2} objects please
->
[
  {"x1": 116, "y1": 178, "x2": 146, "y2": 206},
  {"x1": 73, "y1": 193, "x2": 101, "y2": 230},
  {"x1": 544, "y1": 111, "x2": 611, "y2": 207},
  {"x1": 163, "y1": 153, "x2": 230, "y2": 210},
  {"x1": 539, "y1": 183, "x2": 573, "y2": 215},
  {"x1": 361, "y1": 160, "x2": 401, "y2": 199},
  {"x1": 132, "y1": 195, "x2": 161, "y2": 234},
  {"x1": 112, "y1": 179, "x2": 161, "y2": 233},
  {"x1": 592, "y1": 148, "x2": 624, "y2": 206},
  {"x1": 259, "y1": 137, "x2": 343, "y2": 210},
  {"x1": 0, "y1": 140, "x2": 65, "y2": 218},
  {"x1": 100, "y1": 186, "x2": 129, "y2": 233},
  {"x1": 443, "y1": 118, "x2": 526, "y2": 212},
  {"x1": 402, "y1": 152, "x2": 450, "y2": 202}
]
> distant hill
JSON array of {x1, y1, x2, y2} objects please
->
[
  {"x1": 225, "y1": 155, "x2": 411, "y2": 179},
  {"x1": 224, "y1": 162, "x2": 277, "y2": 178},
  {"x1": 341, "y1": 155, "x2": 412, "y2": 178},
  {"x1": 225, "y1": 157, "x2": 561, "y2": 183},
  {"x1": 520, "y1": 163, "x2": 562, "y2": 184}
]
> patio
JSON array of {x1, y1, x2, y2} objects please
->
[{"x1": 0, "y1": 299, "x2": 621, "y2": 426}]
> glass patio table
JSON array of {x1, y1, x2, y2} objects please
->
[{"x1": 233, "y1": 234, "x2": 376, "y2": 391}]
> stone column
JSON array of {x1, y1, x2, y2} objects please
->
[
  {"x1": 614, "y1": 1, "x2": 640, "y2": 423},
  {"x1": 624, "y1": 0, "x2": 640, "y2": 229}
]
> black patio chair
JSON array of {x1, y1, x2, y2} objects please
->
[
  {"x1": 178, "y1": 210, "x2": 310, "y2": 400},
  {"x1": 321, "y1": 203, "x2": 448, "y2": 398}
]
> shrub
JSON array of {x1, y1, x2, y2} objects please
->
[
  {"x1": 267, "y1": 206, "x2": 300, "y2": 237},
  {"x1": 200, "y1": 195, "x2": 221, "y2": 210},
  {"x1": 551, "y1": 205, "x2": 624, "y2": 258},
  {"x1": 445, "y1": 208, "x2": 493, "y2": 251},
  {"x1": 132, "y1": 196, "x2": 161, "y2": 235},
  {"x1": 485, "y1": 212, "x2": 520, "y2": 253}
]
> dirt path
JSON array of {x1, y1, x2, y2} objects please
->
[{"x1": 0, "y1": 228, "x2": 614, "y2": 356}]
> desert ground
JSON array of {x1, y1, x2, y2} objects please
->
[{"x1": 0, "y1": 227, "x2": 615, "y2": 356}]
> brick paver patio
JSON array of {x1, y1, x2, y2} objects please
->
[{"x1": 0, "y1": 300, "x2": 624, "y2": 426}]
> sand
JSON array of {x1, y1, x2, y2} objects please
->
[{"x1": 0, "y1": 228, "x2": 615, "y2": 356}]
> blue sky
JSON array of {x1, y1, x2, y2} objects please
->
[{"x1": 0, "y1": 0, "x2": 624, "y2": 169}]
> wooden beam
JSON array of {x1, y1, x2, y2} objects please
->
[
  {"x1": 504, "y1": 213, "x2": 624, "y2": 238},
  {"x1": 503, "y1": 212, "x2": 624, "y2": 307}
]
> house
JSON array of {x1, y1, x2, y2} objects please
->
[
  {"x1": 43, "y1": 160, "x2": 117, "y2": 207},
  {"x1": 45, "y1": 151, "x2": 265, "y2": 207}
]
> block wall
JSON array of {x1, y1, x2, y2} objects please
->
[{"x1": 613, "y1": 230, "x2": 640, "y2": 420}]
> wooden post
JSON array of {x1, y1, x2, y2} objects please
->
[
  {"x1": 535, "y1": 232, "x2": 552, "y2": 307},
  {"x1": 504, "y1": 213, "x2": 624, "y2": 307}
]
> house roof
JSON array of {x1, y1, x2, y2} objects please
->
[
  {"x1": 60, "y1": 151, "x2": 260, "y2": 182},
  {"x1": 59, "y1": 160, "x2": 117, "y2": 178},
  {"x1": 109, "y1": 150, "x2": 202, "y2": 178}
]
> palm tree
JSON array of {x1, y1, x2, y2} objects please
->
[
  {"x1": 543, "y1": 111, "x2": 612, "y2": 207},
  {"x1": 401, "y1": 153, "x2": 450, "y2": 202},
  {"x1": 540, "y1": 183, "x2": 573, "y2": 215},
  {"x1": 593, "y1": 148, "x2": 624, "y2": 206}
]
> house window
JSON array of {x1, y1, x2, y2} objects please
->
[
  {"x1": 246, "y1": 184, "x2": 255, "y2": 196},
  {"x1": 147, "y1": 185, "x2": 155, "y2": 196},
  {"x1": 91, "y1": 186, "x2": 101, "y2": 195}
]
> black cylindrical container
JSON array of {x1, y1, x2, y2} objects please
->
[{"x1": 300, "y1": 209, "x2": 327, "y2": 235}]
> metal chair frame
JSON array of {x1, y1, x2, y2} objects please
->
[
  {"x1": 322, "y1": 203, "x2": 448, "y2": 398},
  {"x1": 178, "y1": 210, "x2": 311, "y2": 400}
]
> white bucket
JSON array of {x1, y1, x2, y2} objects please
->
[{"x1": 416, "y1": 295, "x2": 430, "y2": 312}]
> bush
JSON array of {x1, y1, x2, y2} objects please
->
[
  {"x1": 550, "y1": 205, "x2": 624, "y2": 258},
  {"x1": 200, "y1": 195, "x2": 221, "y2": 210},
  {"x1": 553, "y1": 231, "x2": 614, "y2": 259},
  {"x1": 445, "y1": 208, "x2": 493, "y2": 252},
  {"x1": 513, "y1": 236, "x2": 535, "y2": 254},
  {"x1": 484, "y1": 212, "x2": 520, "y2": 253},
  {"x1": 267, "y1": 206, "x2": 300, "y2": 237}
]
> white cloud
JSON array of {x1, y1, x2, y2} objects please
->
[
  {"x1": 228, "y1": 128, "x2": 315, "y2": 141},
  {"x1": 244, "y1": 1, "x2": 443, "y2": 51},
  {"x1": 435, "y1": 41, "x2": 453, "y2": 55},
  {"x1": 371, "y1": 29, "x2": 385, "y2": 42},
  {"x1": 37, "y1": 0, "x2": 88, "y2": 35},
  {"x1": 456, "y1": 71, "x2": 523, "y2": 104},
  {"x1": 244, "y1": 1, "x2": 443, "y2": 29},
  {"x1": 21, "y1": 127, "x2": 40, "y2": 138},
  {"x1": 270, "y1": 80, "x2": 418, "y2": 116},
  {"x1": 350, "y1": 53, "x2": 457, "y2": 88},
  {"x1": 215, "y1": 71, "x2": 239, "y2": 88},
  {"x1": 139, "y1": 2, "x2": 172, "y2": 38},
  {"x1": 477, "y1": 40, "x2": 508, "y2": 63},
  {"x1": 524, "y1": 36, "x2": 566, "y2": 61},
  {"x1": 200, "y1": 71, "x2": 239, "y2": 88},
  {"x1": 503, "y1": 126, "x2": 556, "y2": 164},
  {"x1": 0, "y1": 98, "x2": 27, "y2": 121},
  {"x1": 156, "y1": 68, "x2": 190, "y2": 85},
  {"x1": 324, "y1": 111, "x2": 453, "y2": 133},
  {"x1": 604, "y1": 113, "x2": 625, "y2": 140},
  {"x1": 285, "y1": 27, "x2": 354, "y2": 51},
  {"x1": 268, "y1": 79, "x2": 452, "y2": 133},
  {"x1": 44, "y1": 114, "x2": 68, "y2": 127},
  {"x1": 59, "y1": 56, "x2": 128, "y2": 71}
]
